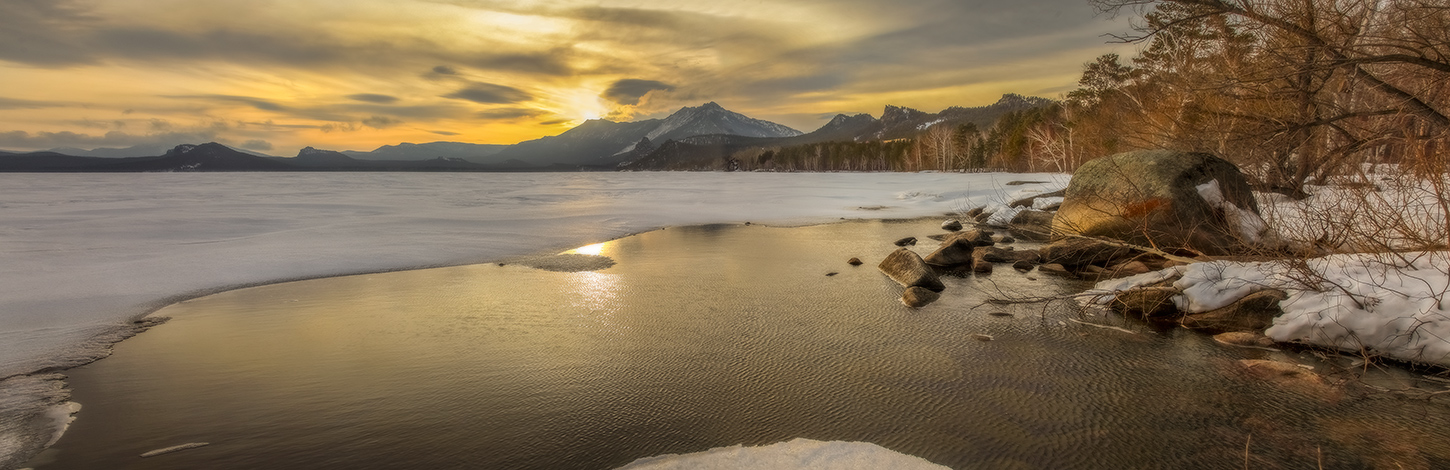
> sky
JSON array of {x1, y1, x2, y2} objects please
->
[{"x1": 0, "y1": 0, "x2": 1130, "y2": 155}]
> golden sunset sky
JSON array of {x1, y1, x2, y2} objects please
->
[{"x1": 0, "y1": 0, "x2": 1128, "y2": 155}]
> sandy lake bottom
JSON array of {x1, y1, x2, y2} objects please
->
[{"x1": 24, "y1": 219, "x2": 1450, "y2": 470}]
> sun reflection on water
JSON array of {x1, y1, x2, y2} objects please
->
[
  {"x1": 571, "y1": 242, "x2": 606, "y2": 256},
  {"x1": 566, "y1": 269, "x2": 628, "y2": 335}
]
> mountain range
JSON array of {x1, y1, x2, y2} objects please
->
[{"x1": 0, "y1": 95, "x2": 1051, "y2": 172}]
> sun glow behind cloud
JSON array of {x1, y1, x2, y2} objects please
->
[{"x1": 0, "y1": 0, "x2": 1128, "y2": 155}]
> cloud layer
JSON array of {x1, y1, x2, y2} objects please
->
[{"x1": 0, "y1": 0, "x2": 1128, "y2": 155}]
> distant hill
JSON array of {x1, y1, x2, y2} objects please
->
[
  {"x1": 44, "y1": 143, "x2": 277, "y2": 158},
  {"x1": 0, "y1": 143, "x2": 290, "y2": 172},
  {"x1": 489, "y1": 102, "x2": 802, "y2": 168},
  {"x1": 619, "y1": 94, "x2": 1053, "y2": 170},
  {"x1": 1, "y1": 97, "x2": 1051, "y2": 172},
  {"x1": 342, "y1": 142, "x2": 507, "y2": 162}
]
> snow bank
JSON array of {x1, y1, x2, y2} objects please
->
[
  {"x1": 1268, "y1": 252, "x2": 1450, "y2": 366},
  {"x1": 1086, "y1": 252, "x2": 1450, "y2": 367},
  {"x1": 615, "y1": 438, "x2": 948, "y2": 470},
  {"x1": 1258, "y1": 171, "x2": 1448, "y2": 252}
]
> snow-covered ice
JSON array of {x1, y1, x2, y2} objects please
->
[
  {"x1": 0, "y1": 171, "x2": 1068, "y2": 467},
  {"x1": 613, "y1": 438, "x2": 949, "y2": 470}
]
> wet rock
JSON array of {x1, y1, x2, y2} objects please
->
[
  {"x1": 1213, "y1": 332, "x2": 1276, "y2": 348},
  {"x1": 964, "y1": 207, "x2": 985, "y2": 219},
  {"x1": 1012, "y1": 260, "x2": 1036, "y2": 272},
  {"x1": 993, "y1": 235, "x2": 1015, "y2": 244},
  {"x1": 970, "y1": 249, "x2": 994, "y2": 274},
  {"x1": 924, "y1": 240, "x2": 975, "y2": 267},
  {"x1": 1011, "y1": 209, "x2": 1055, "y2": 231},
  {"x1": 975, "y1": 246, "x2": 1019, "y2": 263},
  {"x1": 894, "y1": 236, "x2": 918, "y2": 247},
  {"x1": 1110, "y1": 282, "x2": 1180, "y2": 318},
  {"x1": 1040, "y1": 238, "x2": 1134, "y2": 269},
  {"x1": 1037, "y1": 263, "x2": 1074, "y2": 277},
  {"x1": 1005, "y1": 180, "x2": 1047, "y2": 186},
  {"x1": 901, "y1": 286, "x2": 941, "y2": 308},
  {"x1": 1235, "y1": 359, "x2": 1341, "y2": 402},
  {"x1": 941, "y1": 219, "x2": 963, "y2": 231},
  {"x1": 1077, "y1": 264, "x2": 1107, "y2": 280},
  {"x1": 924, "y1": 229, "x2": 993, "y2": 267},
  {"x1": 940, "y1": 229, "x2": 994, "y2": 247},
  {"x1": 1053, "y1": 150, "x2": 1270, "y2": 255},
  {"x1": 1105, "y1": 260, "x2": 1152, "y2": 278},
  {"x1": 847, "y1": 257, "x2": 864, "y2": 266},
  {"x1": 878, "y1": 248, "x2": 946, "y2": 292},
  {"x1": 971, "y1": 334, "x2": 994, "y2": 341},
  {"x1": 1181, "y1": 289, "x2": 1287, "y2": 332},
  {"x1": 826, "y1": 272, "x2": 839, "y2": 276},
  {"x1": 973, "y1": 211, "x2": 991, "y2": 223},
  {"x1": 988, "y1": 311, "x2": 1014, "y2": 317}
]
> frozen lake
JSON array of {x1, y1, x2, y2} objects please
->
[{"x1": 0, "y1": 171, "x2": 1068, "y2": 467}]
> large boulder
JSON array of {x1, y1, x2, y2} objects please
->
[
  {"x1": 1052, "y1": 150, "x2": 1272, "y2": 256},
  {"x1": 878, "y1": 248, "x2": 946, "y2": 292}
]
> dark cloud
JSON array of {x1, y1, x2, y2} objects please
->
[
  {"x1": 166, "y1": 94, "x2": 288, "y2": 111},
  {"x1": 0, "y1": 96, "x2": 69, "y2": 109},
  {"x1": 442, "y1": 82, "x2": 532, "y2": 105},
  {"x1": 476, "y1": 108, "x2": 545, "y2": 120},
  {"x1": 346, "y1": 93, "x2": 399, "y2": 104},
  {"x1": 601, "y1": 79, "x2": 675, "y2": 106},
  {"x1": 361, "y1": 115, "x2": 403, "y2": 128},
  {"x1": 469, "y1": 52, "x2": 572, "y2": 76},
  {"x1": 432, "y1": 65, "x2": 458, "y2": 75},
  {"x1": 538, "y1": 119, "x2": 570, "y2": 126},
  {"x1": 239, "y1": 139, "x2": 273, "y2": 151},
  {"x1": 428, "y1": 130, "x2": 460, "y2": 136},
  {"x1": 0, "y1": 1, "x2": 576, "y2": 77},
  {"x1": 0, "y1": 0, "x2": 96, "y2": 66}
]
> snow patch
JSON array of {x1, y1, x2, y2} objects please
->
[
  {"x1": 1195, "y1": 179, "x2": 1269, "y2": 243},
  {"x1": 1031, "y1": 196, "x2": 1063, "y2": 210},
  {"x1": 614, "y1": 438, "x2": 948, "y2": 470}
]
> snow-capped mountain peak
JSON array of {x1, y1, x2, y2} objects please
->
[{"x1": 644, "y1": 102, "x2": 802, "y2": 143}]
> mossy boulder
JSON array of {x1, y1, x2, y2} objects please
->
[{"x1": 1052, "y1": 150, "x2": 1270, "y2": 256}]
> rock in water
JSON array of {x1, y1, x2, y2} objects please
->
[
  {"x1": 901, "y1": 286, "x2": 941, "y2": 308},
  {"x1": 1214, "y1": 332, "x2": 1276, "y2": 349},
  {"x1": 1052, "y1": 150, "x2": 1271, "y2": 255},
  {"x1": 894, "y1": 236, "x2": 917, "y2": 247},
  {"x1": 847, "y1": 257, "x2": 864, "y2": 266},
  {"x1": 1182, "y1": 289, "x2": 1287, "y2": 332},
  {"x1": 941, "y1": 219, "x2": 963, "y2": 231},
  {"x1": 878, "y1": 248, "x2": 946, "y2": 292},
  {"x1": 969, "y1": 247, "x2": 995, "y2": 274}
]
